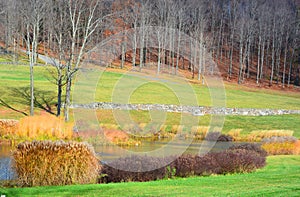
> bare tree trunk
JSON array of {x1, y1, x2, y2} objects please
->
[
  {"x1": 260, "y1": 36, "x2": 266, "y2": 81},
  {"x1": 175, "y1": 28, "x2": 181, "y2": 75},
  {"x1": 121, "y1": 42, "x2": 126, "y2": 69},
  {"x1": 238, "y1": 15, "x2": 245, "y2": 84},
  {"x1": 202, "y1": 47, "x2": 206, "y2": 85},
  {"x1": 257, "y1": 35, "x2": 261, "y2": 84},
  {"x1": 242, "y1": 40, "x2": 247, "y2": 82},
  {"x1": 288, "y1": 47, "x2": 295, "y2": 87},
  {"x1": 228, "y1": 0, "x2": 237, "y2": 79},
  {"x1": 216, "y1": 14, "x2": 224, "y2": 60},
  {"x1": 198, "y1": 32, "x2": 204, "y2": 81},
  {"x1": 132, "y1": 45, "x2": 136, "y2": 67},
  {"x1": 275, "y1": 40, "x2": 282, "y2": 85},
  {"x1": 64, "y1": 75, "x2": 71, "y2": 122},
  {"x1": 189, "y1": 38, "x2": 193, "y2": 77},
  {"x1": 63, "y1": 0, "x2": 102, "y2": 122},
  {"x1": 246, "y1": 36, "x2": 252, "y2": 79},
  {"x1": 30, "y1": 59, "x2": 34, "y2": 116},
  {"x1": 270, "y1": 20, "x2": 276, "y2": 86},
  {"x1": 238, "y1": 36, "x2": 244, "y2": 84},
  {"x1": 57, "y1": 76, "x2": 63, "y2": 116},
  {"x1": 157, "y1": 46, "x2": 161, "y2": 74},
  {"x1": 282, "y1": 33, "x2": 289, "y2": 87}
]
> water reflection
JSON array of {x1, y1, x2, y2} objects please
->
[{"x1": 95, "y1": 141, "x2": 237, "y2": 160}]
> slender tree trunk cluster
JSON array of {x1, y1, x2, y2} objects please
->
[
  {"x1": 111, "y1": 0, "x2": 299, "y2": 87},
  {"x1": 0, "y1": 0, "x2": 299, "y2": 121}
]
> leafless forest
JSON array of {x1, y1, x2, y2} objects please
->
[{"x1": 0, "y1": 0, "x2": 299, "y2": 119}]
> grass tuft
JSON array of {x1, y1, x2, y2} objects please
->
[{"x1": 12, "y1": 140, "x2": 101, "y2": 187}]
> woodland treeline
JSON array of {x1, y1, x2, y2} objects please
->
[{"x1": 0, "y1": 0, "x2": 299, "y2": 120}]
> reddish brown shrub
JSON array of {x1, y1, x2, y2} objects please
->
[
  {"x1": 99, "y1": 144, "x2": 267, "y2": 183},
  {"x1": 229, "y1": 143, "x2": 268, "y2": 157},
  {"x1": 99, "y1": 155, "x2": 173, "y2": 183},
  {"x1": 214, "y1": 149, "x2": 266, "y2": 174},
  {"x1": 206, "y1": 132, "x2": 233, "y2": 142}
]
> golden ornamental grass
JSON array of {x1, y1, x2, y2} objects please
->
[
  {"x1": 262, "y1": 142, "x2": 296, "y2": 155},
  {"x1": 228, "y1": 129, "x2": 243, "y2": 141},
  {"x1": 191, "y1": 126, "x2": 209, "y2": 140},
  {"x1": 12, "y1": 141, "x2": 101, "y2": 187},
  {"x1": 0, "y1": 119, "x2": 19, "y2": 137},
  {"x1": 247, "y1": 130, "x2": 294, "y2": 142},
  {"x1": 17, "y1": 115, "x2": 73, "y2": 140},
  {"x1": 262, "y1": 138, "x2": 300, "y2": 155}
]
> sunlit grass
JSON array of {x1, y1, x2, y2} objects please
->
[
  {"x1": 1, "y1": 64, "x2": 300, "y2": 139},
  {"x1": 1, "y1": 156, "x2": 300, "y2": 196},
  {"x1": 0, "y1": 115, "x2": 73, "y2": 141}
]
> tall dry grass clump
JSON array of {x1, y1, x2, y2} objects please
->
[
  {"x1": 228, "y1": 129, "x2": 243, "y2": 141},
  {"x1": 247, "y1": 130, "x2": 294, "y2": 142},
  {"x1": 261, "y1": 137, "x2": 300, "y2": 155},
  {"x1": 0, "y1": 119, "x2": 19, "y2": 138},
  {"x1": 17, "y1": 115, "x2": 73, "y2": 140},
  {"x1": 12, "y1": 141, "x2": 101, "y2": 187},
  {"x1": 191, "y1": 126, "x2": 209, "y2": 140}
]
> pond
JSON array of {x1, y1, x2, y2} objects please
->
[{"x1": 0, "y1": 140, "x2": 242, "y2": 180}]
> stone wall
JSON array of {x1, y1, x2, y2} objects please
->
[{"x1": 71, "y1": 102, "x2": 300, "y2": 116}]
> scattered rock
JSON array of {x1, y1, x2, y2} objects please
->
[{"x1": 70, "y1": 102, "x2": 300, "y2": 116}]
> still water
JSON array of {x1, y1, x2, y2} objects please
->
[{"x1": 0, "y1": 140, "x2": 240, "y2": 180}]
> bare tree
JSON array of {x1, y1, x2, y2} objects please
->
[
  {"x1": 18, "y1": 0, "x2": 47, "y2": 116},
  {"x1": 64, "y1": 0, "x2": 107, "y2": 122},
  {"x1": 237, "y1": 10, "x2": 247, "y2": 84},
  {"x1": 1, "y1": 0, "x2": 300, "y2": 115},
  {"x1": 227, "y1": 0, "x2": 238, "y2": 79},
  {"x1": 288, "y1": 19, "x2": 299, "y2": 86}
]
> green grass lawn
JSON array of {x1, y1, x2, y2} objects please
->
[
  {"x1": 1, "y1": 155, "x2": 299, "y2": 197},
  {"x1": 94, "y1": 70, "x2": 300, "y2": 109},
  {"x1": 223, "y1": 114, "x2": 300, "y2": 138},
  {"x1": 1, "y1": 63, "x2": 300, "y2": 137},
  {"x1": 96, "y1": 110, "x2": 300, "y2": 137},
  {"x1": 0, "y1": 64, "x2": 57, "y2": 118},
  {"x1": 1, "y1": 64, "x2": 300, "y2": 112}
]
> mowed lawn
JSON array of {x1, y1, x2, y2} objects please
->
[
  {"x1": 1, "y1": 64, "x2": 300, "y2": 110},
  {"x1": 1, "y1": 156, "x2": 299, "y2": 197},
  {"x1": 96, "y1": 110, "x2": 300, "y2": 138},
  {"x1": 94, "y1": 69, "x2": 300, "y2": 109},
  {"x1": 0, "y1": 64, "x2": 57, "y2": 117},
  {"x1": 1, "y1": 64, "x2": 300, "y2": 136}
]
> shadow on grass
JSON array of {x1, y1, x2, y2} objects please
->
[
  {"x1": 0, "y1": 87, "x2": 56, "y2": 116},
  {"x1": 0, "y1": 98, "x2": 28, "y2": 116}
]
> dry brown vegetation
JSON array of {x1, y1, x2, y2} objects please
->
[
  {"x1": 0, "y1": 115, "x2": 74, "y2": 142},
  {"x1": 12, "y1": 141, "x2": 101, "y2": 187}
]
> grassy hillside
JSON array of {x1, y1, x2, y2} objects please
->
[
  {"x1": 1, "y1": 156, "x2": 299, "y2": 197},
  {"x1": 0, "y1": 64, "x2": 56, "y2": 113},
  {"x1": 93, "y1": 70, "x2": 300, "y2": 109},
  {"x1": 1, "y1": 64, "x2": 300, "y2": 137},
  {"x1": 1, "y1": 64, "x2": 299, "y2": 110}
]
